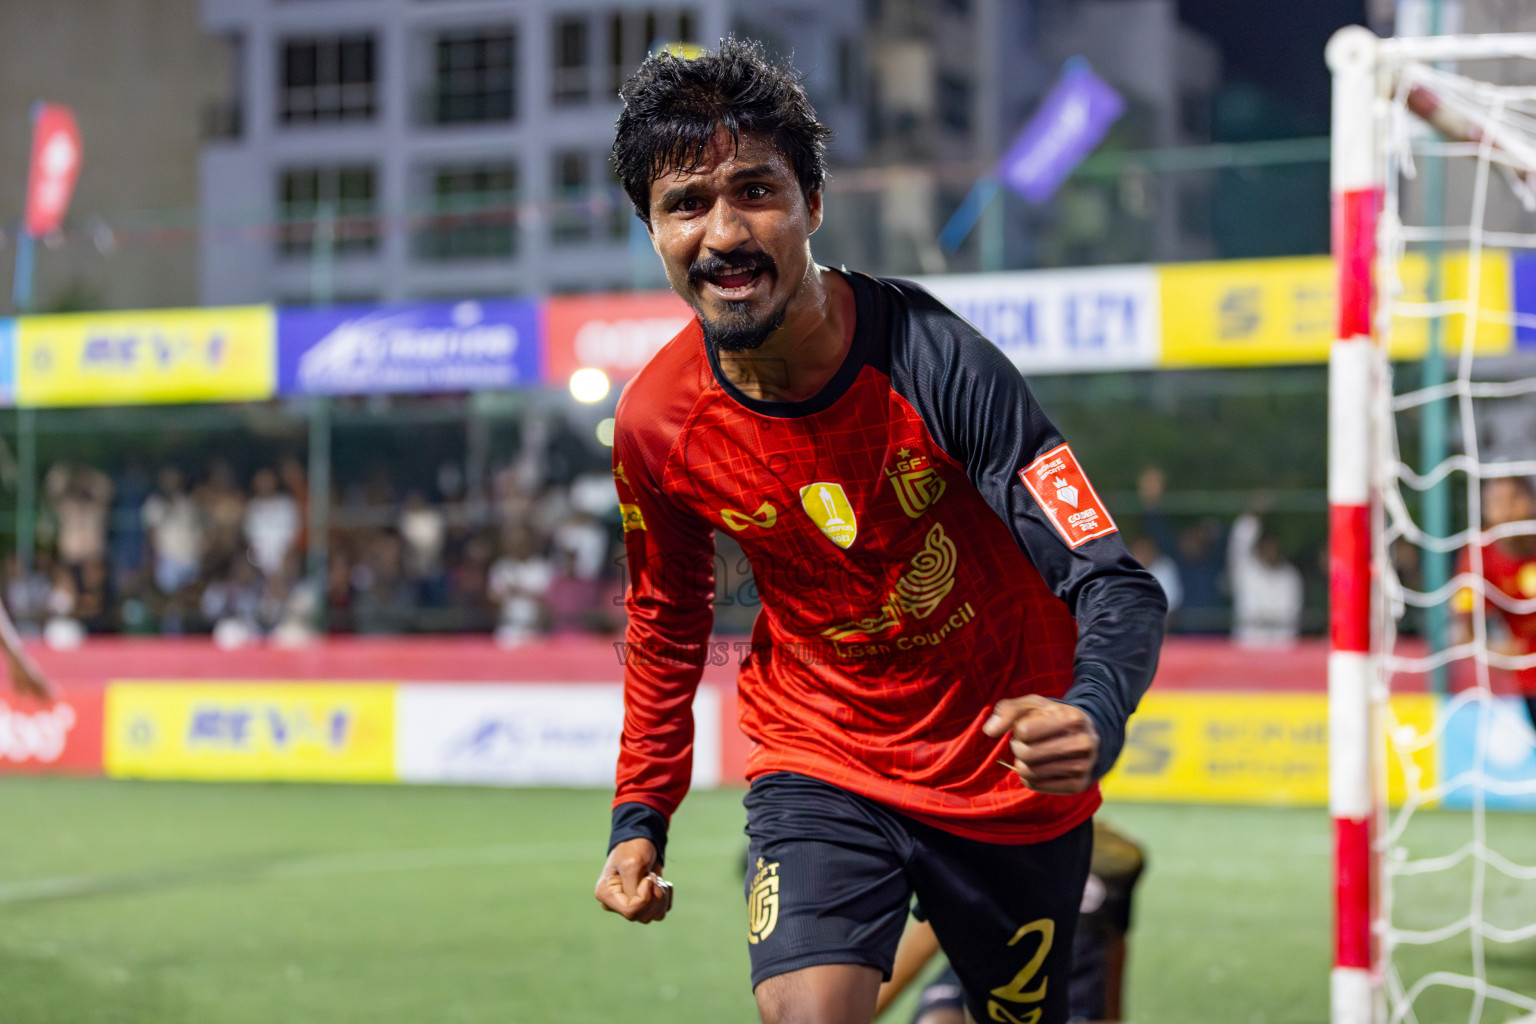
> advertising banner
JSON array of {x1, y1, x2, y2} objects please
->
[
  {"x1": 1158, "y1": 257, "x2": 1335, "y2": 367},
  {"x1": 543, "y1": 291, "x2": 693, "y2": 387},
  {"x1": 104, "y1": 682, "x2": 395, "y2": 782},
  {"x1": 920, "y1": 266, "x2": 1159, "y2": 373},
  {"x1": 1159, "y1": 253, "x2": 1512, "y2": 367},
  {"x1": 1389, "y1": 250, "x2": 1513, "y2": 359},
  {"x1": 277, "y1": 299, "x2": 540, "y2": 396},
  {"x1": 394, "y1": 683, "x2": 721, "y2": 789},
  {"x1": 0, "y1": 319, "x2": 15, "y2": 406},
  {"x1": 1439, "y1": 696, "x2": 1536, "y2": 811},
  {"x1": 16, "y1": 306, "x2": 275, "y2": 407},
  {"x1": 1101, "y1": 692, "x2": 1437, "y2": 806},
  {"x1": 0, "y1": 689, "x2": 103, "y2": 774},
  {"x1": 1510, "y1": 252, "x2": 1536, "y2": 350}
]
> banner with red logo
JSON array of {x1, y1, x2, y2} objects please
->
[
  {"x1": 0, "y1": 688, "x2": 103, "y2": 774},
  {"x1": 25, "y1": 103, "x2": 83, "y2": 238},
  {"x1": 543, "y1": 291, "x2": 693, "y2": 387}
]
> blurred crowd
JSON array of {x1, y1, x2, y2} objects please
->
[
  {"x1": 5, "y1": 436, "x2": 1321, "y2": 648},
  {"x1": 5, "y1": 415, "x2": 630, "y2": 647},
  {"x1": 1127, "y1": 466, "x2": 1307, "y2": 648}
]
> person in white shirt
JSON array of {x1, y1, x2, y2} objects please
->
[
  {"x1": 141, "y1": 466, "x2": 205, "y2": 596},
  {"x1": 1227, "y1": 510, "x2": 1304, "y2": 648},
  {"x1": 244, "y1": 468, "x2": 299, "y2": 582}
]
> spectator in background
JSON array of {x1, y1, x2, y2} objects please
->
[
  {"x1": 197, "y1": 458, "x2": 247, "y2": 568},
  {"x1": 244, "y1": 467, "x2": 299, "y2": 584},
  {"x1": 45, "y1": 463, "x2": 113, "y2": 580},
  {"x1": 1130, "y1": 536, "x2": 1182, "y2": 624},
  {"x1": 5, "y1": 553, "x2": 50, "y2": 634},
  {"x1": 400, "y1": 491, "x2": 448, "y2": 606},
  {"x1": 488, "y1": 524, "x2": 552, "y2": 645},
  {"x1": 109, "y1": 461, "x2": 151, "y2": 592},
  {"x1": 1228, "y1": 505, "x2": 1304, "y2": 648},
  {"x1": 1138, "y1": 467, "x2": 1228, "y2": 633},
  {"x1": 142, "y1": 466, "x2": 205, "y2": 598}
]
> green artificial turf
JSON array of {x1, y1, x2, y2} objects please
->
[{"x1": 0, "y1": 779, "x2": 1531, "y2": 1023}]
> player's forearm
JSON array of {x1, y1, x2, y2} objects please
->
[{"x1": 1063, "y1": 572, "x2": 1167, "y2": 778}]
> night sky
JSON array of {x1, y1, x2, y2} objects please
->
[{"x1": 1178, "y1": 0, "x2": 1369, "y2": 134}]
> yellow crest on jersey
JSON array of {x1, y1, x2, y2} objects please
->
[{"x1": 799, "y1": 482, "x2": 857, "y2": 549}]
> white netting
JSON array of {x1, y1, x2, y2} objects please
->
[{"x1": 1373, "y1": 39, "x2": 1536, "y2": 1024}]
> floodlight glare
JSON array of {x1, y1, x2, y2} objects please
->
[{"x1": 569, "y1": 368, "x2": 610, "y2": 403}]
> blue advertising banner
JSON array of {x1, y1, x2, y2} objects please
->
[
  {"x1": 0, "y1": 319, "x2": 14, "y2": 406},
  {"x1": 998, "y1": 59, "x2": 1124, "y2": 204},
  {"x1": 1513, "y1": 252, "x2": 1536, "y2": 349},
  {"x1": 277, "y1": 299, "x2": 540, "y2": 396},
  {"x1": 1439, "y1": 696, "x2": 1536, "y2": 811}
]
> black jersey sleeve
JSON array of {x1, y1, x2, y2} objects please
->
[{"x1": 877, "y1": 276, "x2": 1167, "y2": 779}]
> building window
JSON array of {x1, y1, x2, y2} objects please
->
[
  {"x1": 607, "y1": 8, "x2": 697, "y2": 95},
  {"x1": 281, "y1": 35, "x2": 376, "y2": 124},
  {"x1": 937, "y1": 72, "x2": 971, "y2": 133},
  {"x1": 433, "y1": 29, "x2": 516, "y2": 124},
  {"x1": 277, "y1": 166, "x2": 379, "y2": 258},
  {"x1": 416, "y1": 163, "x2": 518, "y2": 260},
  {"x1": 552, "y1": 152, "x2": 592, "y2": 244},
  {"x1": 553, "y1": 16, "x2": 590, "y2": 105}
]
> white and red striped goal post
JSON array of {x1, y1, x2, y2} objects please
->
[{"x1": 1326, "y1": 24, "x2": 1382, "y2": 1024}]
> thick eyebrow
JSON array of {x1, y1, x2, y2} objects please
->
[{"x1": 656, "y1": 163, "x2": 780, "y2": 211}]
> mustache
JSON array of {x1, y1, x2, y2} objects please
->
[{"x1": 688, "y1": 248, "x2": 776, "y2": 285}]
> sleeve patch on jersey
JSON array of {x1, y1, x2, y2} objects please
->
[
  {"x1": 1018, "y1": 443, "x2": 1117, "y2": 549},
  {"x1": 620, "y1": 503, "x2": 647, "y2": 532}
]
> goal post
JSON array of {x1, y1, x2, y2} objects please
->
[
  {"x1": 1327, "y1": 26, "x2": 1383, "y2": 1024},
  {"x1": 1328, "y1": 26, "x2": 1536, "y2": 1024}
]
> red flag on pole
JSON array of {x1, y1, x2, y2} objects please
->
[{"x1": 24, "y1": 103, "x2": 82, "y2": 238}]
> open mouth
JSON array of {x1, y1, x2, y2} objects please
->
[{"x1": 702, "y1": 266, "x2": 769, "y2": 298}]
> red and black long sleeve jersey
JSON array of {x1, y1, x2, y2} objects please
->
[{"x1": 609, "y1": 270, "x2": 1166, "y2": 854}]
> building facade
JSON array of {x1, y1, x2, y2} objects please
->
[{"x1": 198, "y1": 0, "x2": 865, "y2": 306}]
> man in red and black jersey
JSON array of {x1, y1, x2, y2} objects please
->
[
  {"x1": 1454, "y1": 475, "x2": 1536, "y2": 725},
  {"x1": 591, "y1": 39, "x2": 1167, "y2": 1024}
]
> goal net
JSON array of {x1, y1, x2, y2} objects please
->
[{"x1": 1328, "y1": 27, "x2": 1536, "y2": 1024}]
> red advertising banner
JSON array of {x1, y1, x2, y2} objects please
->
[
  {"x1": 543, "y1": 290, "x2": 693, "y2": 386},
  {"x1": 25, "y1": 104, "x2": 82, "y2": 237},
  {"x1": 0, "y1": 686, "x2": 104, "y2": 774}
]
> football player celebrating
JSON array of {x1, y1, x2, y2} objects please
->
[{"x1": 593, "y1": 39, "x2": 1166, "y2": 1024}]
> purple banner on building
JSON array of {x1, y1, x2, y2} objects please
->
[
  {"x1": 998, "y1": 60, "x2": 1124, "y2": 204},
  {"x1": 277, "y1": 299, "x2": 541, "y2": 396}
]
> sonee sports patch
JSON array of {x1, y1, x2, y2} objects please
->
[{"x1": 1019, "y1": 443, "x2": 1117, "y2": 548}]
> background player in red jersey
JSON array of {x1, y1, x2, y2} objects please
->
[
  {"x1": 592, "y1": 39, "x2": 1166, "y2": 1024},
  {"x1": 1454, "y1": 475, "x2": 1536, "y2": 725}
]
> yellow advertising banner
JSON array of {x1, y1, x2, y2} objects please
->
[
  {"x1": 104, "y1": 683, "x2": 395, "y2": 782},
  {"x1": 16, "y1": 306, "x2": 275, "y2": 407},
  {"x1": 1101, "y1": 692, "x2": 1437, "y2": 807},
  {"x1": 1158, "y1": 253, "x2": 1512, "y2": 367}
]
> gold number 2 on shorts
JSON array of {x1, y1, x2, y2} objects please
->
[{"x1": 986, "y1": 917, "x2": 1055, "y2": 1024}]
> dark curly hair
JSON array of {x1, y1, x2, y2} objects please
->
[{"x1": 612, "y1": 37, "x2": 832, "y2": 225}]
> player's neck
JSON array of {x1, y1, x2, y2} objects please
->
[{"x1": 715, "y1": 266, "x2": 855, "y2": 403}]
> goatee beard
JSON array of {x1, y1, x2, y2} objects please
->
[{"x1": 700, "y1": 300, "x2": 787, "y2": 353}]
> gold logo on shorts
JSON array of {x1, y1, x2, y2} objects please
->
[
  {"x1": 800, "y1": 482, "x2": 857, "y2": 549},
  {"x1": 747, "y1": 857, "x2": 781, "y2": 944}
]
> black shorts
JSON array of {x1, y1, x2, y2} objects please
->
[{"x1": 743, "y1": 772, "x2": 1093, "y2": 1024}]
